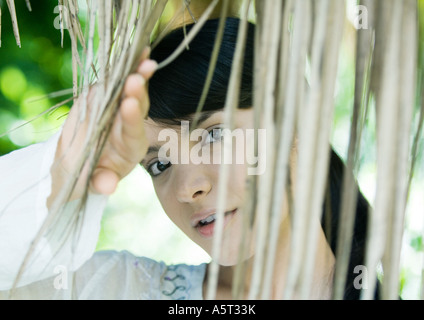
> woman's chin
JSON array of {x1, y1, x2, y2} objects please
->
[
  {"x1": 212, "y1": 243, "x2": 255, "y2": 267},
  {"x1": 198, "y1": 212, "x2": 255, "y2": 266}
]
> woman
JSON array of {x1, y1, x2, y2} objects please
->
[
  {"x1": 145, "y1": 17, "x2": 375, "y2": 299},
  {"x1": 0, "y1": 18, "x2": 374, "y2": 299}
]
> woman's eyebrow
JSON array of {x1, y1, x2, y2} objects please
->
[
  {"x1": 189, "y1": 111, "x2": 219, "y2": 128},
  {"x1": 140, "y1": 111, "x2": 220, "y2": 167},
  {"x1": 140, "y1": 145, "x2": 161, "y2": 167}
]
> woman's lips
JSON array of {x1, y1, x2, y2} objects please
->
[{"x1": 194, "y1": 209, "x2": 237, "y2": 238}]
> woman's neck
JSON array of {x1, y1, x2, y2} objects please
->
[{"x1": 204, "y1": 218, "x2": 335, "y2": 300}]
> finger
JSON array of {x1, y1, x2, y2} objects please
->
[
  {"x1": 91, "y1": 167, "x2": 120, "y2": 195},
  {"x1": 140, "y1": 46, "x2": 151, "y2": 61},
  {"x1": 132, "y1": 46, "x2": 151, "y2": 69},
  {"x1": 137, "y1": 59, "x2": 158, "y2": 80},
  {"x1": 117, "y1": 97, "x2": 148, "y2": 162},
  {"x1": 120, "y1": 96, "x2": 147, "y2": 133},
  {"x1": 123, "y1": 73, "x2": 146, "y2": 103}
]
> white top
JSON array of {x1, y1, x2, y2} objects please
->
[{"x1": 0, "y1": 130, "x2": 206, "y2": 299}]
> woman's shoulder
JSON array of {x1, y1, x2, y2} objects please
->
[{"x1": 77, "y1": 250, "x2": 207, "y2": 300}]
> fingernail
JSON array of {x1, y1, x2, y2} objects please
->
[
  {"x1": 138, "y1": 59, "x2": 158, "y2": 75},
  {"x1": 135, "y1": 73, "x2": 146, "y2": 87},
  {"x1": 142, "y1": 46, "x2": 151, "y2": 58}
]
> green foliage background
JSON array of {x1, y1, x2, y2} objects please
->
[{"x1": 0, "y1": 0, "x2": 72, "y2": 153}]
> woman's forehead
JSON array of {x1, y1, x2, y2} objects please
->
[
  {"x1": 145, "y1": 111, "x2": 223, "y2": 129},
  {"x1": 143, "y1": 111, "x2": 224, "y2": 146}
]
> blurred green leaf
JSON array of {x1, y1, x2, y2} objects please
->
[
  {"x1": 410, "y1": 234, "x2": 424, "y2": 252},
  {"x1": 0, "y1": 0, "x2": 72, "y2": 155},
  {"x1": 0, "y1": 67, "x2": 27, "y2": 102}
]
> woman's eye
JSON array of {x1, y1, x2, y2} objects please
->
[
  {"x1": 204, "y1": 127, "x2": 224, "y2": 144},
  {"x1": 148, "y1": 160, "x2": 171, "y2": 177}
]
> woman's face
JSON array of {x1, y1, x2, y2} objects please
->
[{"x1": 142, "y1": 108, "x2": 279, "y2": 265}]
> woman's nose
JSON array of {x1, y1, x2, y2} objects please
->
[{"x1": 174, "y1": 165, "x2": 212, "y2": 203}]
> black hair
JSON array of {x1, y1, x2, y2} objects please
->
[
  {"x1": 148, "y1": 17, "x2": 378, "y2": 300},
  {"x1": 325, "y1": 150, "x2": 380, "y2": 299},
  {"x1": 149, "y1": 18, "x2": 254, "y2": 121}
]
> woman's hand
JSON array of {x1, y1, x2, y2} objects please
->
[{"x1": 48, "y1": 50, "x2": 157, "y2": 207}]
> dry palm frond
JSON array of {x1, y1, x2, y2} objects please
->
[
  {"x1": 205, "y1": 0, "x2": 252, "y2": 300},
  {"x1": 363, "y1": 0, "x2": 418, "y2": 300},
  {"x1": 333, "y1": 0, "x2": 375, "y2": 300},
  {"x1": 246, "y1": 0, "x2": 281, "y2": 300},
  {"x1": 1, "y1": 0, "x2": 31, "y2": 47},
  {"x1": 156, "y1": 0, "x2": 220, "y2": 70},
  {"x1": 8, "y1": 0, "x2": 247, "y2": 298},
  {"x1": 10, "y1": 0, "x2": 170, "y2": 296},
  {"x1": 260, "y1": 0, "x2": 296, "y2": 300},
  {"x1": 230, "y1": 0, "x2": 421, "y2": 301},
  {"x1": 25, "y1": 0, "x2": 31, "y2": 12},
  {"x1": 279, "y1": 0, "x2": 313, "y2": 299},
  {"x1": 190, "y1": 0, "x2": 230, "y2": 131},
  {"x1": 4, "y1": 0, "x2": 423, "y2": 300},
  {"x1": 3, "y1": 0, "x2": 19, "y2": 47}
]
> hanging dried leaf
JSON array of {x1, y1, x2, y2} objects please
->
[
  {"x1": 5, "y1": 0, "x2": 20, "y2": 47},
  {"x1": 2, "y1": 0, "x2": 422, "y2": 301}
]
